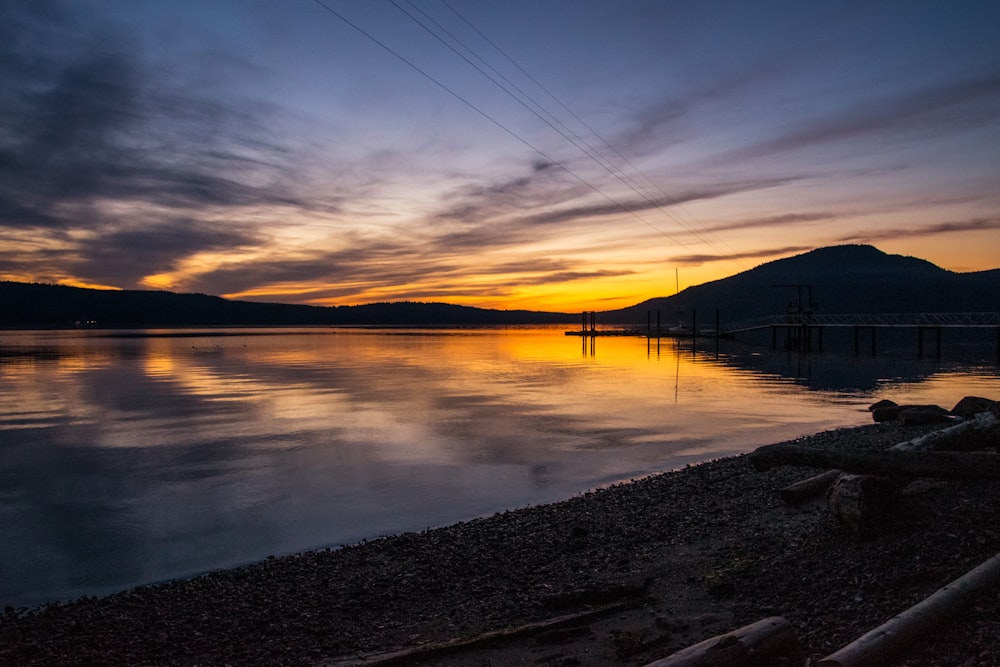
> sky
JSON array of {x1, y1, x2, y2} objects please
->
[{"x1": 2, "y1": 1, "x2": 999, "y2": 312}]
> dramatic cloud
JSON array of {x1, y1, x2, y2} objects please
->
[
  {"x1": 71, "y1": 220, "x2": 266, "y2": 287},
  {"x1": 1, "y1": 1, "x2": 998, "y2": 310},
  {"x1": 837, "y1": 218, "x2": 1000, "y2": 244},
  {"x1": 718, "y1": 72, "x2": 1000, "y2": 165},
  {"x1": 0, "y1": 2, "x2": 310, "y2": 286},
  {"x1": 704, "y1": 213, "x2": 839, "y2": 233},
  {"x1": 669, "y1": 246, "x2": 816, "y2": 266}
]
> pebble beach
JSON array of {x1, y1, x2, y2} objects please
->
[{"x1": 2, "y1": 418, "x2": 998, "y2": 666}]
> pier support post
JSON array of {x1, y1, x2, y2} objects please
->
[
  {"x1": 854, "y1": 326, "x2": 877, "y2": 356},
  {"x1": 715, "y1": 309, "x2": 720, "y2": 357},
  {"x1": 917, "y1": 326, "x2": 942, "y2": 359}
]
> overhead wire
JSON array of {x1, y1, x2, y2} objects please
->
[
  {"x1": 310, "y1": 0, "x2": 697, "y2": 250},
  {"x1": 399, "y1": 0, "x2": 635, "y2": 184},
  {"x1": 310, "y1": 0, "x2": 745, "y2": 278},
  {"x1": 388, "y1": 0, "x2": 718, "y2": 259},
  {"x1": 436, "y1": 0, "x2": 748, "y2": 272}
]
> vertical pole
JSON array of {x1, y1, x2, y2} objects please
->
[
  {"x1": 715, "y1": 308, "x2": 720, "y2": 357},
  {"x1": 647, "y1": 311, "x2": 651, "y2": 339},
  {"x1": 657, "y1": 310, "x2": 661, "y2": 339},
  {"x1": 582, "y1": 311, "x2": 586, "y2": 335}
]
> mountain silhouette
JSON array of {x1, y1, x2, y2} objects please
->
[
  {"x1": 600, "y1": 244, "x2": 1000, "y2": 326},
  {"x1": 1, "y1": 245, "x2": 997, "y2": 328}
]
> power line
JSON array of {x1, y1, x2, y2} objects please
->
[
  {"x1": 387, "y1": 0, "x2": 721, "y2": 258},
  {"x1": 310, "y1": 0, "x2": 743, "y2": 279},
  {"x1": 389, "y1": 0, "x2": 706, "y2": 249},
  {"x1": 310, "y1": 0, "x2": 697, "y2": 249},
  {"x1": 437, "y1": 0, "x2": 747, "y2": 271}
]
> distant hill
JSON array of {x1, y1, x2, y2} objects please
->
[
  {"x1": 600, "y1": 244, "x2": 1000, "y2": 326},
  {"x1": 2, "y1": 245, "x2": 997, "y2": 329},
  {"x1": 0, "y1": 282, "x2": 573, "y2": 328}
]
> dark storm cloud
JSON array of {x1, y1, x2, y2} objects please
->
[
  {"x1": 0, "y1": 2, "x2": 309, "y2": 286},
  {"x1": 837, "y1": 218, "x2": 1000, "y2": 244}
]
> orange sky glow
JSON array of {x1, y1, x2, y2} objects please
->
[{"x1": 1, "y1": 1, "x2": 998, "y2": 313}]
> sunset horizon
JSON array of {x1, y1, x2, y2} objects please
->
[
  {"x1": 2, "y1": 1, "x2": 998, "y2": 314},
  {"x1": 10, "y1": 241, "x2": 998, "y2": 318}
]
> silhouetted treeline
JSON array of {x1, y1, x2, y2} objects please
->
[
  {"x1": 3, "y1": 245, "x2": 998, "y2": 329},
  {"x1": 0, "y1": 282, "x2": 573, "y2": 328}
]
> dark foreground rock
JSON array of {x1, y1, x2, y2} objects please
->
[{"x1": 1, "y1": 421, "x2": 998, "y2": 666}]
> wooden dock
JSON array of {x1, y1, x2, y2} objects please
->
[{"x1": 567, "y1": 311, "x2": 1000, "y2": 360}]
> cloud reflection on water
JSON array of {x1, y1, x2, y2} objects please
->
[{"x1": 0, "y1": 327, "x2": 997, "y2": 608}]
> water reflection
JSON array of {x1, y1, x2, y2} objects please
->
[{"x1": 1, "y1": 327, "x2": 997, "y2": 608}]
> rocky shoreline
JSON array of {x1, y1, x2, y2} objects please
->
[{"x1": 2, "y1": 418, "x2": 999, "y2": 666}]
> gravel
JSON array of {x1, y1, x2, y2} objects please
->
[{"x1": 1, "y1": 420, "x2": 998, "y2": 666}]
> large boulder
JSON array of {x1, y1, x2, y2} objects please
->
[
  {"x1": 870, "y1": 402, "x2": 950, "y2": 424},
  {"x1": 898, "y1": 405, "x2": 952, "y2": 426},
  {"x1": 950, "y1": 396, "x2": 997, "y2": 419}
]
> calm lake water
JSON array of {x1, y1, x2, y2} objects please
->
[{"x1": 2, "y1": 326, "x2": 998, "y2": 608}]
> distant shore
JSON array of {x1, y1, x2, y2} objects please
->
[{"x1": 2, "y1": 420, "x2": 998, "y2": 666}]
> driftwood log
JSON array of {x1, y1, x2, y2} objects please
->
[
  {"x1": 750, "y1": 445, "x2": 1000, "y2": 480},
  {"x1": 887, "y1": 410, "x2": 1000, "y2": 451},
  {"x1": 818, "y1": 551, "x2": 1000, "y2": 667},
  {"x1": 752, "y1": 412, "x2": 1000, "y2": 475},
  {"x1": 643, "y1": 616, "x2": 799, "y2": 667},
  {"x1": 778, "y1": 469, "x2": 842, "y2": 504},
  {"x1": 825, "y1": 473, "x2": 908, "y2": 539},
  {"x1": 751, "y1": 411, "x2": 1000, "y2": 538}
]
